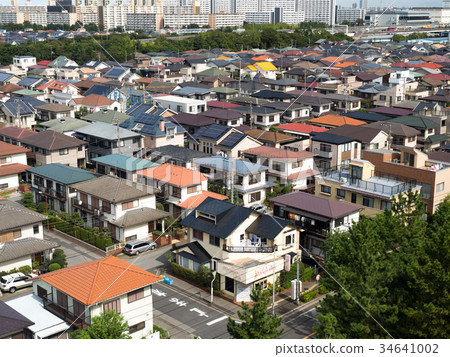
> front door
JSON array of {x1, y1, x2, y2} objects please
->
[{"x1": 148, "y1": 221, "x2": 155, "y2": 233}]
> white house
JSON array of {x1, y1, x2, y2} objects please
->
[
  {"x1": 13, "y1": 56, "x2": 37, "y2": 69},
  {"x1": 153, "y1": 95, "x2": 207, "y2": 114},
  {"x1": 0, "y1": 141, "x2": 30, "y2": 191}
]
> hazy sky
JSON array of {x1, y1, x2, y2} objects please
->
[{"x1": 0, "y1": 0, "x2": 445, "y2": 9}]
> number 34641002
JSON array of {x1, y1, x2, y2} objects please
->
[{"x1": 379, "y1": 344, "x2": 438, "y2": 354}]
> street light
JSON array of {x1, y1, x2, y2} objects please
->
[{"x1": 38, "y1": 191, "x2": 49, "y2": 231}]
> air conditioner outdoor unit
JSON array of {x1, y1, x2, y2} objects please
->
[
  {"x1": 393, "y1": 159, "x2": 400, "y2": 163},
  {"x1": 340, "y1": 177, "x2": 348, "y2": 183}
]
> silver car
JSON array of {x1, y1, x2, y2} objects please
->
[{"x1": 123, "y1": 240, "x2": 157, "y2": 256}]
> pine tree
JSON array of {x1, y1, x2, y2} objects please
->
[{"x1": 227, "y1": 287, "x2": 283, "y2": 339}]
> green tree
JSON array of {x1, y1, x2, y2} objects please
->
[
  {"x1": 21, "y1": 192, "x2": 35, "y2": 209},
  {"x1": 392, "y1": 34, "x2": 406, "y2": 42},
  {"x1": 227, "y1": 287, "x2": 283, "y2": 339},
  {"x1": 314, "y1": 190, "x2": 449, "y2": 339},
  {"x1": 49, "y1": 248, "x2": 68, "y2": 268},
  {"x1": 75, "y1": 107, "x2": 88, "y2": 119},
  {"x1": 71, "y1": 310, "x2": 131, "y2": 339}
]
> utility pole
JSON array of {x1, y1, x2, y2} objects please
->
[
  {"x1": 296, "y1": 252, "x2": 300, "y2": 304},
  {"x1": 272, "y1": 249, "x2": 276, "y2": 315},
  {"x1": 115, "y1": 119, "x2": 121, "y2": 154}
]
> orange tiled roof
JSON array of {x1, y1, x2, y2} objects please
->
[
  {"x1": 252, "y1": 55, "x2": 270, "y2": 61},
  {"x1": 0, "y1": 163, "x2": 31, "y2": 176},
  {"x1": 0, "y1": 141, "x2": 30, "y2": 155},
  {"x1": 178, "y1": 190, "x2": 227, "y2": 209},
  {"x1": 309, "y1": 115, "x2": 366, "y2": 127},
  {"x1": 321, "y1": 56, "x2": 344, "y2": 63},
  {"x1": 72, "y1": 94, "x2": 115, "y2": 107},
  {"x1": 137, "y1": 163, "x2": 207, "y2": 187},
  {"x1": 334, "y1": 62, "x2": 357, "y2": 68},
  {"x1": 36, "y1": 80, "x2": 69, "y2": 92},
  {"x1": 0, "y1": 83, "x2": 24, "y2": 93},
  {"x1": 36, "y1": 256, "x2": 162, "y2": 306}
]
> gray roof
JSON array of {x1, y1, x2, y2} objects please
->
[
  {"x1": 149, "y1": 145, "x2": 210, "y2": 161},
  {"x1": 27, "y1": 163, "x2": 97, "y2": 185},
  {"x1": 92, "y1": 154, "x2": 158, "y2": 171},
  {"x1": 39, "y1": 117, "x2": 88, "y2": 133},
  {"x1": 70, "y1": 176, "x2": 158, "y2": 203},
  {"x1": 0, "y1": 300, "x2": 34, "y2": 337},
  {"x1": 193, "y1": 156, "x2": 268, "y2": 175},
  {"x1": 326, "y1": 125, "x2": 386, "y2": 143},
  {"x1": 107, "y1": 207, "x2": 170, "y2": 227},
  {"x1": 0, "y1": 201, "x2": 47, "y2": 233},
  {"x1": 0, "y1": 238, "x2": 59, "y2": 263},
  {"x1": 74, "y1": 121, "x2": 141, "y2": 140},
  {"x1": 323, "y1": 93, "x2": 361, "y2": 102},
  {"x1": 365, "y1": 121, "x2": 421, "y2": 137},
  {"x1": 271, "y1": 191, "x2": 360, "y2": 219},
  {"x1": 246, "y1": 215, "x2": 290, "y2": 240}
]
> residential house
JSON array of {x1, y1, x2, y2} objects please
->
[
  {"x1": 242, "y1": 146, "x2": 318, "y2": 191},
  {"x1": 20, "y1": 130, "x2": 87, "y2": 168},
  {"x1": 137, "y1": 163, "x2": 227, "y2": 218},
  {"x1": 27, "y1": 164, "x2": 97, "y2": 214},
  {"x1": 35, "y1": 80, "x2": 80, "y2": 101},
  {"x1": 13, "y1": 55, "x2": 37, "y2": 69},
  {"x1": 81, "y1": 109, "x2": 130, "y2": 125},
  {"x1": 230, "y1": 105, "x2": 282, "y2": 130},
  {"x1": 365, "y1": 121, "x2": 421, "y2": 148},
  {"x1": 0, "y1": 126, "x2": 36, "y2": 147},
  {"x1": 200, "y1": 108, "x2": 244, "y2": 127},
  {"x1": 120, "y1": 104, "x2": 185, "y2": 149},
  {"x1": 153, "y1": 95, "x2": 207, "y2": 114},
  {"x1": 175, "y1": 197, "x2": 300, "y2": 301},
  {"x1": 0, "y1": 96, "x2": 43, "y2": 129},
  {"x1": 147, "y1": 145, "x2": 211, "y2": 169},
  {"x1": 271, "y1": 191, "x2": 360, "y2": 257},
  {"x1": 31, "y1": 256, "x2": 162, "y2": 338},
  {"x1": 311, "y1": 132, "x2": 361, "y2": 170},
  {"x1": 71, "y1": 176, "x2": 168, "y2": 242},
  {"x1": 251, "y1": 90, "x2": 294, "y2": 103},
  {"x1": 69, "y1": 94, "x2": 121, "y2": 113},
  {"x1": 293, "y1": 95, "x2": 333, "y2": 116},
  {"x1": 192, "y1": 156, "x2": 273, "y2": 206},
  {"x1": 261, "y1": 102, "x2": 311, "y2": 122},
  {"x1": 316, "y1": 159, "x2": 421, "y2": 217},
  {"x1": 0, "y1": 141, "x2": 30, "y2": 191},
  {"x1": 48, "y1": 56, "x2": 78, "y2": 68},
  {"x1": 0, "y1": 200, "x2": 58, "y2": 272},
  {"x1": 38, "y1": 117, "x2": 88, "y2": 136},
  {"x1": 36, "y1": 103, "x2": 74, "y2": 122},
  {"x1": 187, "y1": 124, "x2": 262, "y2": 158},
  {"x1": 243, "y1": 129, "x2": 298, "y2": 149},
  {"x1": 245, "y1": 62, "x2": 278, "y2": 80},
  {"x1": 308, "y1": 114, "x2": 366, "y2": 129},
  {"x1": 16, "y1": 77, "x2": 45, "y2": 91},
  {"x1": 92, "y1": 154, "x2": 158, "y2": 182},
  {"x1": 277, "y1": 123, "x2": 328, "y2": 152},
  {"x1": 194, "y1": 68, "x2": 230, "y2": 82},
  {"x1": 0, "y1": 300, "x2": 34, "y2": 339},
  {"x1": 326, "y1": 125, "x2": 389, "y2": 150},
  {"x1": 363, "y1": 146, "x2": 450, "y2": 214},
  {"x1": 73, "y1": 122, "x2": 142, "y2": 162},
  {"x1": 323, "y1": 93, "x2": 361, "y2": 112},
  {"x1": 166, "y1": 113, "x2": 214, "y2": 136}
]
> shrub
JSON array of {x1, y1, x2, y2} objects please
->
[
  {"x1": 171, "y1": 263, "x2": 220, "y2": 291},
  {"x1": 301, "y1": 289, "x2": 318, "y2": 302},
  {"x1": 301, "y1": 267, "x2": 314, "y2": 282},
  {"x1": 280, "y1": 261, "x2": 305, "y2": 289},
  {"x1": 152, "y1": 230, "x2": 163, "y2": 237},
  {"x1": 153, "y1": 325, "x2": 170, "y2": 339},
  {"x1": 48, "y1": 263, "x2": 61, "y2": 272},
  {"x1": 49, "y1": 248, "x2": 68, "y2": 268},
  {"x1": 17, "y1": 265, "x2": 32, "y2": 274},
  {"x1": 319, "y1": 285, "x2": 329, "y2": 294},
  {"x1": 36, "y1": 201, "x2": 48, "y2": 213}
]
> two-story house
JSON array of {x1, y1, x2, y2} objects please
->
[
  {"x1": 365, "y1": 121, "x2": 420, "y2": 148},
  {"x1": 70, "y1": 176, "x2": 168, "y2": 242},
  {"x1": 0, "y1": 96, "x2": 44, "y2": 129},
  {"x1": 192, "y1": 156, "x2": 274, "y2": 206},
  {"x1": 271, "y1": 192, "x2": 360, "y2": 257},
  {"x1": 187, "y1": 124, "x2": 262, "y2": 158},
  {"x1": 73, "y1": 122, "x2": 142, "y2": 163},
  {"x1": 308, "y1": 114, "x2": 366, "y2": 130},
  {"x1": 137, "y1": 163, "x2": 227, "y2": 218},
  {"x1": 242, "y1": 146, "x2": 318, "y2": 191},
  {"x1": 147, "y1": 145, "x2": 211, "y2": 169},
  {"x1": 92, "y1": 154, "x2": 158, "y2": 182},
  {"x1": 230, "y1": 106, "x2": 282, "y2": 130},
  {"x1": 310, "y1": 132, "x2": 362, "y2": 170},
  {"x1": 0, "y1": 126, "x2": 36, "y2": 147},
  {"x1": 27, "y1": 164, "x2": 97, "y2": 214},
  {"x1": 243, "y1": 129, "x2": 298, "y2": 149},
  {"x1": 316, "y1": 159, "x2": 422, "y2": 217},
  {"x1": 69, "y1": 94, "x2": 121, "y2": 113},
  {"x1": 31, "y1": 256, "x2": 162, "y2": 338},
  {"x1": 175, "y1": 197, "x2": 300, "y2": 301},
  {"x1": 20, "y1": 130, "x2": 87, "y2": 168},
  {"x1": 153, "y1": 95, "x2": 207, "y2": 114},
  {"x1": 326, "y1": 125, "x2": 389, "y2": 150},
  {"x1": 0, "y1": 200, "x2": 58, "y2": 272},
  {"x1": 261, "y1": 102, "x2": 311, "y2": 122},
  {"x1": 277, "y1": 123, "x2": 328, "y2": 152},
  {"x1": 0, "y1": 141, "x2": 30, "y2": 191}
]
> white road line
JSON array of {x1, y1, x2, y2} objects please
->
[{"x1": 206, "y1": 316, "x2": 228, "y2": 326}]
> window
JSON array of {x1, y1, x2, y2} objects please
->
[
  {"x1": 285, "y1": 231, "x2": 295, "y2": 247},
  {"x1": 171, "y1": 186, "x2": 182, "y2": 198},
  {"x1": 33, "y1": 225, "x2": 39, "y2": 234},
  {"x1": 120, "y1": 140, "x2": 125, "y2": 147},
  {"x1": 420, "y1": 183, "x2": 431, "y2": 199},
  {"x1": 336, "y1": 189, "x2": 345, "y2": 198},
  {"x1": 57, "y1": 290, "x2": 68, "y2": 310},
  {"x1": 341, "y1": 142, "x2": 351, "y2": 152},
  {"x1": 128, "y1": 288, "x2": 145, "y2": 303},
  {"x1": 179, "y1": 255, "x2": 189, "y2": 268},
  {"x1": 362, "y1": 196, "x2": 374, "y2": 208},
  {"x1": 122, "y1": 200, "x2": 135, "y2": 210},
  {"x1": 351, "y1": 193, "x2": 357, "y2": 203},
  {"x1": 436, "y1": 182, "x2": 445, "y2": 192},
  {"x1": 78, "y1": 145, "x2": 83, "y2": 151},
  {"x1": 291, "y1": 160, "x2": 303, "y2": 169},
  {"x1": 428, "y1": 128, "x2": 433, "y2": 134},
  {"x1": 250, "y1": 191, "x2": 261, "y2": 202},
  {"x1": 129, "y1": 322, "x2": 145, "y2": 334},
  {"x1": 272, "y1": 162, "x2": 285, "y2": 172},
  {"x1": 166, "y1": 128, "x2": 175, "y2": 139},
  {"x1": 103, "y1": 298, "x2": 121, "y2": 313},
  {"x1": 321, "y1": 185, "x2": 331, "y2": 194},
  {"x1": 380, "y1": 200, "x2": 392, "y2": 210},
  {"x1": 193, "y1": 229, "x2": 203, "y2": 240},
  {"x1": 13, "y1": 229, "x2": 21, "y2": 239},
  {"x1": 408, "y1": 136, "x2": 415, "y2": 143},
  {"x1": 187, "y1": 185, "x2": 199, "y2": 194},
  {"x1": 102, "y1": 201, "x2": 111, "y2": 214},
  {"x1": 379, "y1": 95, "x2": 386, "y2": 100},
  {"x1": 0, "y1": 156, "x2": 11, "y2": 164},
  {"x1": 59, "y1": 148, "x2": 68, "y2": 155},
  {"x1": 319, "y1": 143, "x2": 331, "y2": 152},
  {"x1": 397, "y1": 96, "x2": 402, "y2": 101},
  {"x1": 209, "y1": 235, "x2": 220, "y2": 247}
]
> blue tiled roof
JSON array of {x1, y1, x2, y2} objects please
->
[
  {"x1": 17, "y1": 77, "x2": 43, "y2": 87},
  {"x1": 91, "y1": 154, "x2": 158, "y2": 172},
  {"x1": 84, "y1": 85, "x2": 114, "y2": 97},
  {"x1": 105, "y1": 67, "x2": 127, "y2": 78},
  {"x1": 27, "y1": 163, "x2": 97, "y2": 185},
  {"x1": 0, "y1": 72, "x2": 12, "y2": 82}
]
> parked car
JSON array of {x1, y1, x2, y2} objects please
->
[
  {"x1": 1, "y1": 272, "x2": 37, "y2": 293},
  {"x1": 123, "y1": 240, "x2": 157, "y2": 256},
  {"x1": 250, "y1": 204, "x2": 268, "y2": 214}
]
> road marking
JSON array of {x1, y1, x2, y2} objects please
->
[
  {"x1": 283, "y1": 308, "x2": 317, "y2": 324},
  {"x1": 153, "y1": 288, "x2": 166, "y2": 297},
  {"x1": 206, "y1": 316, "x2": 228, "y2": 326},
  {"x1": 190, "y1": 307, "x2": 209, "y2": 317},
  {"x1": 303, "y1": 331, "x2": 317, "y2": 339}
]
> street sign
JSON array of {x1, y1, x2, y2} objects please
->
[{"x1": 284, "y1": 254, "x2": 291, "y2": 271}]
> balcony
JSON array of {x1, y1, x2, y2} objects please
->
[
  {"x1": 42, "y1": 295, "x2": 89, "y2": 330},
  {"x1": 313, "y1": 149, "x2": 333, "y2": 158},
  {"x1": 71, "y1": 198, "x2": 104, "y2": 215},
  {"x1": 223, "y1": 244, "x2": 277, "y2": 253},
  {"x1": 37, "y1": 186, "x2": 67, "y2": 200}
]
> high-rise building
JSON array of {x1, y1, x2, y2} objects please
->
[{"x1": 298, "y1": 0, "x2": 336, "y2": 25}]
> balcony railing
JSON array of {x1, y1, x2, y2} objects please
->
[
  {"x1": 71, "y1": 198, "x2": 104, "y2": 215},
  {"x1": 223, "y1": 244, "x2": 277, "y2": 253},
  {"x1": 37, "y1": 185, "x2": 67, "y2": 200},
  {"x1": 313, "y1": 149, "x2": 333, "y2": 158},
  {"x1": 42, "y1": 295, "x2": 89, "y2": 330}
]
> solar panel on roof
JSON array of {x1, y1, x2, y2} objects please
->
[
  {"x1": 219, "y1": 133, "x2": 244, "y2": 148},
  {"x1": 436, "y1": 89, "x2": 446, "y2": 96},
  {"x1": 107, "y1": 68, "x2": 125, "y2": 77}
]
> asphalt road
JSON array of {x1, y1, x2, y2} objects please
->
[{"x1": 280, "y1": 307, "x2": 318, "y2": 339}]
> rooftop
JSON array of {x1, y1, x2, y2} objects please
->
[
  {"x1": 27, "y1": 163, "x2": 97, "y2": 185},
  {"x1": 92, "y1": 154, "x2": 158, "y2": 172},
  {"x1": 242, "y1": 146, "x2": 316, "y2": 160},
  {"x1": 137, "y1": 163, "x2": 207, "y2": 187}
]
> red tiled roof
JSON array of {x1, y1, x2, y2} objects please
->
[
  {"x1": 412, "y1": 62, "x2": 442, "y2": 69},
  {"x1": 207, "y1": 100, "x2": 242, "y2": 109},
  {"x1": 0, "y1": 126, "x2": 37, "y2": 140},
  {"x1": 423, "y1": 73, "x2": 450, "y2": 80},
  {"x1": 72, "y1": 94, "x2": 115, "y2": 107},
  {"x1": 37, "y1": 60, "x2": 51, "y2": 66},
  {"x1": 0, "y1": 141, "x2": 30, "y2": 155},
  {"x1": 243, "y1": 146, "x2": 316, "y2": 159},
  {"x1": 277, "y1": 123, "x2": 328, "y2": 134},
  {"x1": 287, "y1": 169, "x2": 320, "y2": 180},
  {"x1": 137, "y1": 163, "x2": 207, "y2": 187},
  {"x1": 0, "y1": 163, "x2": 30, "y2": 176},
  {"x1": 178, "y1": 191, "x2": 227, "y2": 209},
  {"x1": 36, "y1": 256, "x2": 162, "y2": 306}
]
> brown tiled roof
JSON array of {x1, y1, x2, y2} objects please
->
[
  {"x1": 244, "y1": 128, "x2": 297, "y2": 143},
  {"x1": 36, "y1": 103, "x2": 73, "y2": 112},
  {"x1": 0, "y1": 126, "x2": 37, "y2": 140},
  {"x1": 0, "y1": 83, "x2": 24, "y2": 93},
  {"x1": 327, "y1": 125, "x2": 386, "y2": 142},
  {"x1": 243, "y1": 146, "x2": 316, "y2": 159},
  {"x1": 20, "y1": 130, "x2": 85, "y2": 150},
  {"x1": 0, "y1": 141, "x2": 29, "y2": 155},
  {"x1": 35, "y1": 256, "x2": 162, "y2": 306},
  {"x1": 427, "y1": 151, "x2": 450, "y2": 164},
  {"x1": 0, "y1": 163, "x2": 31, "y2": 176},
  {"x1": 73, "y1": 79, "x2": 97, "y2": 90},
  {"x1": 72, "y1": 94, "x2": 115, "y2": 107},
  {"x1": 270, "y1": 191, "x2": 360, "y2": 219}
]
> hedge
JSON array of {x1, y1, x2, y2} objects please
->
[
  {"x1": 301, "y1": 267, "x2": 314, "y2": 282},
  {"x1": 0, "y1": 265, "x2": 32, "y2": 277},
  {"x1": 171, "y1": 263, "x2": 220, "y2": 291},
  {"x1": 280, "y1": 261, "x2": 305, "y2": 289},
  {"x1": 319, "y1": 285, "x2": 329, "y2": 294},
  {"x1": 301, "y1": 289, "x2": 318, "y2": 302}
]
